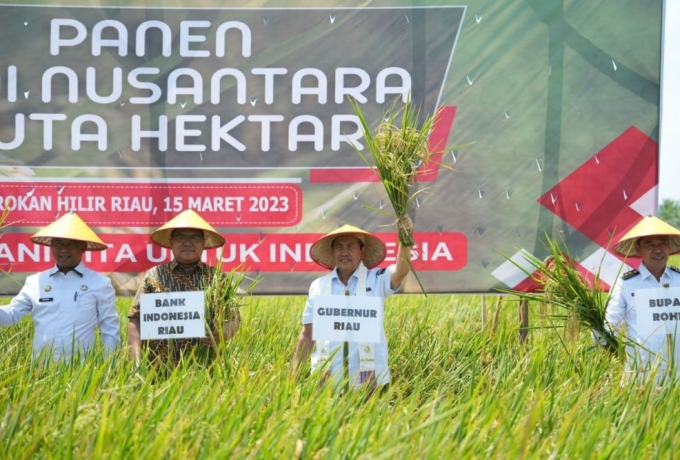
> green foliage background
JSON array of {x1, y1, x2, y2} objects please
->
[
  {"x1": 659, "y1": 199, "x2": 680, "y2": 230},
  {"x1": 3, "y1": 294, "x2": 680, "y2": 459}
]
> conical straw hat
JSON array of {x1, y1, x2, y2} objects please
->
[
  {"x1": 310, "y1": 224, "x2": 386, "y2": 269},
  {"x1": 151, "y1": 209, "x2": 225, "y2": 249},
  {"x1": 614, "y1": 215, "x2": 680, "y2": 256},
  {"x1": 30, "y1": 211, "x2": 107, "y2": 251}
]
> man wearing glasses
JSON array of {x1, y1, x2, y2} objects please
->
[
  {"x1": 0, "y1": 211, "x2": 120, "y2": 362},
  {"x1": 127, "y1": 209, "x2": 239, "y2": 367}
]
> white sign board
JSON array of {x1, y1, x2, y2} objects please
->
[
  {"x1": 633, "y1": 287, "x2": 680, "y2": 364},
  {"x1": 635, "y1": 287, "x2": 680, "y2": 337},
  {"x1": 312, "y1": 295, "x2": 383, "y2": 343},
  {"x1": 140, "y1": 291, "x2": 206, "y2": 340}
]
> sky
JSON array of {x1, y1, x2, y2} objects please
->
[{"x1": 659, "y1": 0, "x2": 680, "y2": 203}]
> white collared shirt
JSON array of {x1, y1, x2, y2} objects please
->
[
  {"x1": 302, "y1": 265, "x2": 396, "y2": 386},
  {"x1": 606, "y1": 263, "x2": 680, "y2": 375},
  {"x1": 0, "y1": 262, "x2": 120, "y2": 361}
]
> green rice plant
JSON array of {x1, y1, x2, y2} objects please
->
[
  {"x1": 500, "y1": 235, "x2": 621, "y2": 356},
  {"x1": 202, "y1": 258, "x2": 260, "y2": 338},
  {"x1": 2, "y1": 294, "x2": 680, "y2": 458}
]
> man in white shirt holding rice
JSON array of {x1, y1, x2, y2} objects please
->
[
  {"x1": 293, "y1": 216, "x2": 413, "y2": 391},
  {"x1": 606, "y1": 215, "x2": 680, "y2": 381}
]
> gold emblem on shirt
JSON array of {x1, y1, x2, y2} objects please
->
[
  {"x1": 81, "y1": 285, "x2": 88, "y2": 291},
  {"x1": 44, "y1": 285, "x2": 51, "y2": 292}
]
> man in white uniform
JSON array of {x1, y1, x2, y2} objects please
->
[
  {"x1": 606, "y1": 215, "x2": 680, "y2": 380},
  {"x1": 0, "y1": 212, "x2": 120, "y2": 362},
  {"x1": 293, "y1": 216, "x2": 413, "y2": 390}
]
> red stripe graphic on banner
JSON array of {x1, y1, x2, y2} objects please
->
[
  {"x1": 416, "y1": 106, "x2": 457, "y2": 182},
  {"x1": 510, "y1": 262, "x2": 608, "y2": 293},
  {"x1": 309, "y1": 168, "x2": 379, "y2": 183},
  {"x1": 537, "y1": 126, "x2": 658, "y2": 250}
]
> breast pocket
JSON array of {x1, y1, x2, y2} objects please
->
[{"x1": 73, "y1": 291, "x2": 99, "y2": 324}]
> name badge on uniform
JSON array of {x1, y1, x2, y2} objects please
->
[{"x1": 39, "y1": 297, "x2": 54, "y2": 303}]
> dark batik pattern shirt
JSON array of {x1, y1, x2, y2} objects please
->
[{"x1": 129, "y1": 260, "x2": 214, "y2": 365}]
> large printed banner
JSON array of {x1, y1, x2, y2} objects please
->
[{"x1": 0, "y1": 1, "x2": 662, "y2": 294}]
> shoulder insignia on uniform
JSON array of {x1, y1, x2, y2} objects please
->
[
  {"x1": 669, "y1": 266, "x2": 680, "y2": 274},
  {"x1": 376, "y1": 268, "x2": 387, "y2": 276},
  {"x1": 622, "y1": 269, "x2": 640, "y2": 280}
]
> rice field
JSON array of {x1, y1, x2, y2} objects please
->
[{"x1": 0, "y1": 294, "x2": 677, "y2": 459}]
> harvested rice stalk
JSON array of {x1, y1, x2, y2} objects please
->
[
  {"x1": 203, "y1": 259, "x2": 259, "y2": 342},
  {"x1": 350, "y1": 98, "x2": 446, "y2": 247},
  {"x1": 502, "y1": 236, "x2": 620, "y2": 354}
]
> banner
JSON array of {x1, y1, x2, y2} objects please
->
[{"x1": 0, "y1": 1, "x2": 662, "y2": 294}]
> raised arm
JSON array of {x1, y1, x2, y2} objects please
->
[{"x1": 390, "y1": 214, "x2": 414, "y2": 290}]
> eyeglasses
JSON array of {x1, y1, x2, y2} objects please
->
[
  {"x1": 52, "y1": 239, "x2": 82, "y2": 249},
  {"x1": 172, "y1": 234, "x2": 204, "y2": 244}
]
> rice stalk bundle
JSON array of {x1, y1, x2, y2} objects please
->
[
  {"x1": 503, "y1": 236, "x2": 620, "y2": 354},
  {"x1": 203, "y1": 258, "x2": 259, "y2": 333},
  {"x1": 351, "y1": 98, "x2": 443, "y2": 247}
]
